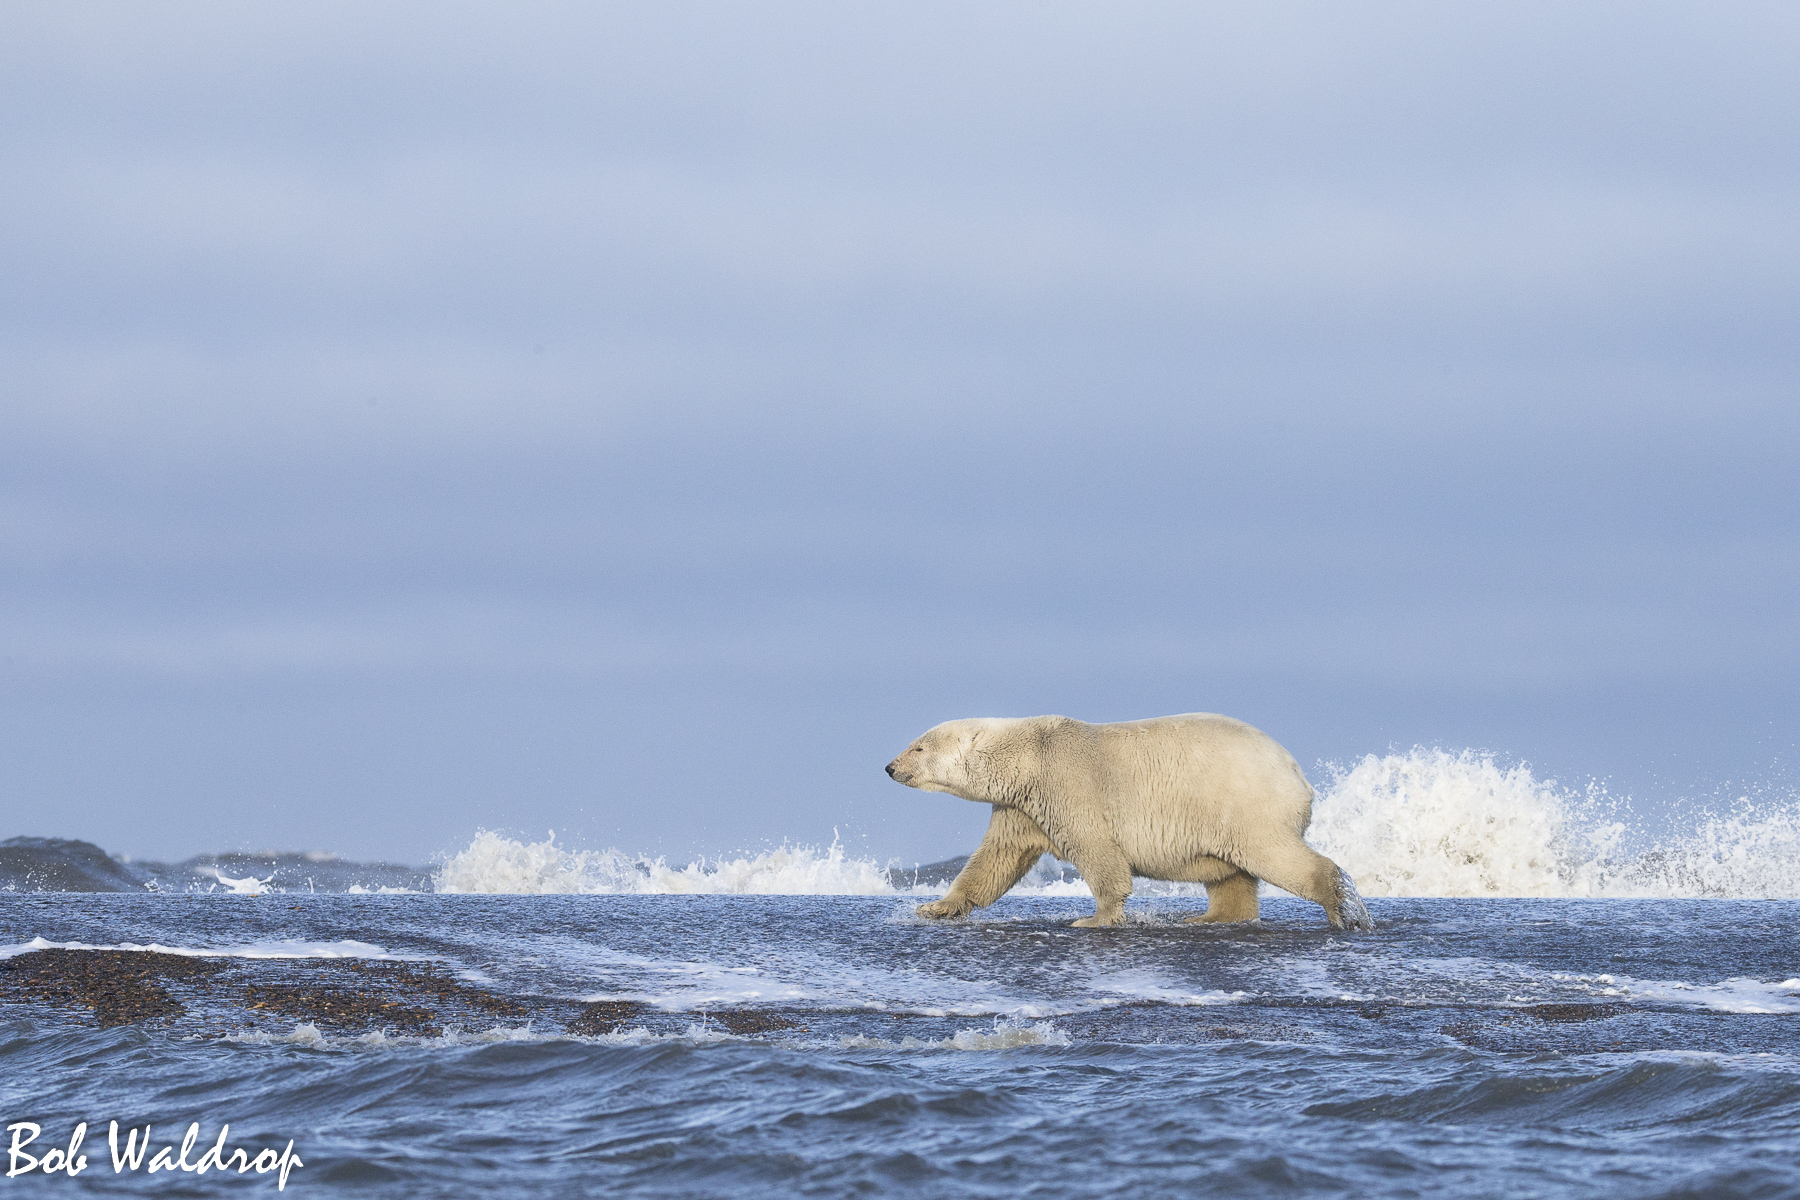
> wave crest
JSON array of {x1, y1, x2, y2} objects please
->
[
  {"x1": 1309, "y1": 749, "x2": 1800, "y2": 898},
  {"x1": 434, "y1": 831, "x2": 900, "y2": 895}
]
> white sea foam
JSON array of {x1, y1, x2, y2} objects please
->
[
  {"x1": 553, "y1": 940, "x2": 1058, "y2": 1016},
  {"x1": 434, "y1": 831, "x2": 900, "y2": 895},
  {"x1": 224, "y1": 1021, "x2": 329, "y2": 1046},
  {"x1": 568, "y1": 946, "x2": 813, "y2": 1011},
  {"x1": 0, "y1": 936, "x2": 413, "y2": 961},
  {"x1": 1259, "y1": 949, "x2": 1800, "y2": 1016},
  {"x1": 193, "y1": 866, "x2": 274, "y2": 895},
  {"x1": 1014, "y1": 878, "x2": 1099, "y2": 897},
  {"x1": 1308, "y1": 748, "x2": 1800, "y2": 898},
  {"x1": 508, "y1": 930, "x2": 1114, "y2": 1018},
  {"x1": 225, "y1": 1020, "x2": 741, "y2": 1050},
  {"x1": 840, "y1": 1019, "x2": 1072, "y2": 1051},
  {"x1": 1088, "y1": 972, "x2": 1245, "y2": 1007},
  {"x1": 1554, "y1": 972, "x2": 1800, "y2": 1015}
]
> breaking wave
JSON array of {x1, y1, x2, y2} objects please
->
[
  {"x1": 839, "y1": 1019, "x2": 1073, "y2": 1051},
  {"x1": 433, "y1": 831, "x2": 903, "y2": 896},
  {"x1": 0, "y1": 936, "x2": 412, "y2": 961},
  {"x1": 1308, "y1": 749, "x2": 1800, "y2": 899}
]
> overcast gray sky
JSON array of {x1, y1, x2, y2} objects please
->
[{"x1": 2, "y1": 2, "x2": 1796, "y2": 865}]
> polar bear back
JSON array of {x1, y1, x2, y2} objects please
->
[{"x1": 1081, "y1": 713, "x2": 1315, "y2": 866}]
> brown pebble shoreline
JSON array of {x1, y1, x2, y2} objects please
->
[
  {"x1": 0, "y1": 949, "x2": 227, "y2": 1026},
  {"x1": 0, "y1": 949, "x2": 567, "y2": 1036}
]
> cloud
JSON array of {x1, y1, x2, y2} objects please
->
[{"x1": 1, "y1": 2, "x2": 1796, "y2": 859}]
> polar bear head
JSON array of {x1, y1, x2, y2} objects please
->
[
  {"x1": 885, "y1": 718, "x2": 1021, "y2": 802},
  {"x1": 885, "y1": 719, "x2": 983, "y2": 797}
]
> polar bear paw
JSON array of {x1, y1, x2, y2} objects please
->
[
  {"x1": 916, "y1": 897, "x2": 972, "y2": 919},
  {"x1": 1335, "y1": 871, "x2": 1375, "y2": 931}
]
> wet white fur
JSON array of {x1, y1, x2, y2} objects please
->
[{"x1": 887, "y1": 713, "x2": 1372, "y2": 930}]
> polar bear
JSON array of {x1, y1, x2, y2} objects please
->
[{"x1": 886, "y1": 713, "x2": 1372, "y2": 929}]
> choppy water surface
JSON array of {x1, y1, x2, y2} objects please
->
[
  {"x1": 6, "y1": 749, "x2": 1798, "y2": 1195},
  {"x1": 4, "y1": 893, "x2": 1799, "y2": 1198}
]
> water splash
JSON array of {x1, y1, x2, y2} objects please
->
[
  {"x1": 1309, "y1": 748, "x2": 1800, "y2": 898},
  {"x1": 1619, "y1": 804, "x2": 1800, "y2": 898},
  {"x1": 0, "y1": 936, "x2": 410, "y2": 960},
  {"x1": 195, "y1": 866, "x2": 274, "y2": 895},
  {"x1": 434, "y1": 830, "x2": 899, "y2": 895},
  {"x1": 840, "y1": 1019, "x2": 1072, "y2": 1051}
]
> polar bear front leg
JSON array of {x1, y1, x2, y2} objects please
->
[
  {"x1": 1065, "y1": 839, "x2": 1133, "y2": 927},
  {"x1": 916, "y1": 806, "x2": 1053, "y2": 919}
]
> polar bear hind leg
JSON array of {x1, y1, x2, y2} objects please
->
[
  {"x1": 1234, "y1": 841, "x2": 1375, "y2": 931},
  {"x1": 1185, "y1": 870, "x2": 1260, "y2": 924}
]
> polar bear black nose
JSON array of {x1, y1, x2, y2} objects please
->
[{"x1": 885, "y1": 762, "x2": 897, "y2": 778}]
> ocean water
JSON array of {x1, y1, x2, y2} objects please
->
[{"x1": 4, "y1": 749, "x2": 1798, "y2": 1198}]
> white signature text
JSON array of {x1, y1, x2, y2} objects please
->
[{"x1": 7, "y1": 1122, "x2": 302, "y2": 1190}]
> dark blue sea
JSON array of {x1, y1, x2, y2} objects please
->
[{"x1": 5, "y1": 890, "x2": 1799, "y2": 1198}]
